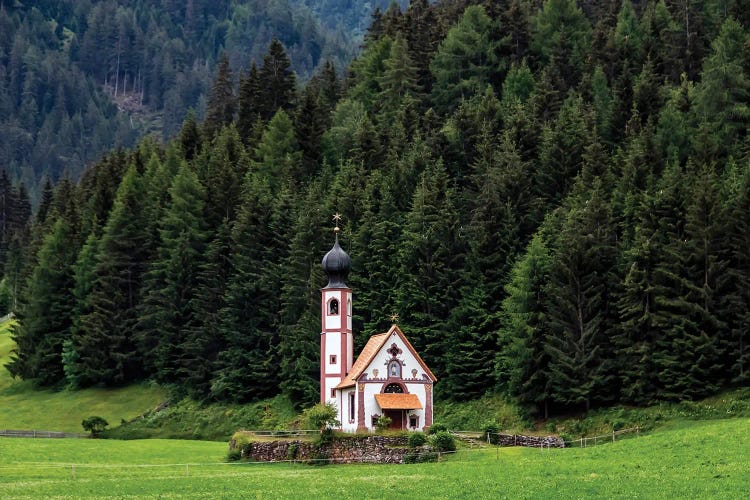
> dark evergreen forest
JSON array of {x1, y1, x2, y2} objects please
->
[
  {"x1": 4, "y1": 0, "x2": 750, "y2": 417},
  {"x1": 0, "y1": 0, "x2": 397, "y2": 199}
]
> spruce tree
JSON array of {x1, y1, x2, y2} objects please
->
[
  {"x1": 73, "y1": 166, "x2": 150, "y2": 386},
  {"x1": 205, "y1": 52, "x2": 235, "y2": 137},
  {"x1": 179, "y1": 218, "x2": 233, "y2": 400},
  {"x1": 258, "y1": 39, "x2": 297, "y2": 122},
  {"x1": 237, "y1": 62, "x2": 263, "y2": 141},
  {"x1": 211, "y1": 173, "x2": 280, "y2": 402},
  {"x1": 543, "y1": 181, "x2": 618, "y2": 410},
  {"x1": 396, "y1": 160, "x2": 463, "y2": 384},
  {"x1": 137, "y1": 163, "x2": 208, "y2": 384},
  {"x1": 6, "y1": 219, "x2": 78, "y2": 385},
  {"x1": 430, "y1": 5, "x2": 499, "y2": 114},
  {"x1": 499, "y1": 233, "x2": 553, "y2": 417}
]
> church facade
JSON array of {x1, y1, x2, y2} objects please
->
[{"x1": 320, "y1": 225, "x2": 436, "y2": 432}]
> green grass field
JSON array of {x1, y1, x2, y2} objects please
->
[
  {"x1": 0, "y1": 320, "x2": 166, "y2": 433},
  {"x1": 0, "y1": 418, "x2": 748, "y2": 498}
]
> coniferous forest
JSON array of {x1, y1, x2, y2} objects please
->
[{"x1": 4, "y1": 0, "x2": 750, "y2": 417}]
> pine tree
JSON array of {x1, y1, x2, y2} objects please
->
[
  {"x1": 178, "y1": 110, "x2": 202, "y2": 161},
  {"x1": 6, "y1": 219, "x2": 78, "y2": 385},
  {"x1": 252, "y1": 110, "x2": 302, "y2": 189},
  {"x1": 278, "y1": 185, "x2": 328, "y2": 407},
  {"x1": 533, "y1": 92, "x2": 590, "y2": 210},
  {"x1": 531, "y1": 0, "x2": 592, "y2": 89},
  {"x1": 137, "y1": 162, "x2": 208, "y2": 384},
  {"x1": 237, "y1": 62, "x2": 263, "y2": 141},
  {"x1": 258, "y1": 39, "x2": 297, "y2": 122},
  {"x1": 294, "y1": 83, "x2": 327, "y2": 180},
  {"x1": 724, "y1": 159, "x2": 750, "y2": 384},
  {"x1": 204, "y1": 52, "x2": 235, "y2": 137},
  {"x1": 197, "y1": 125, "x2": 248, "y2": 227},
  {"x1": 178, "y1": 217, "x2": 232, "y2": 400},
  {"x1": 64, "y1": 231, "x2": 99, "y2": 388},
  {"x1": 377, "y1": 35, "x2": 420, "y2": 120},
  {"x1": 543, "y1": 181, "x2": 618, "y2": 410},
  {"x1": 211, "y1": 173, "x2": 280, "y2": 402},
  {"x1": 73, "y1": 166, "x2": 150, "y2": 386},
  {"x1": 430, "y1": 5, "x2": 499, "y2": 114},
  {"x1": 693, "y1": 17, "x2": 750, "y2": 162},
  {"x1": 397, "y1": 160, "x2": 463, "y2": 383},
  {"x1": 404, "y1": 0, "x2": 440, "y2": 92},
  {"x1": 499, "y1": 234, "x2": 553, "y2": 417}
]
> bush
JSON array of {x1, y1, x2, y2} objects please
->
[
  {"x1": 482, "y1": 420, "x2": 501, "y2": 444},
  {"x1": 426, "y1": 423, "x2": 447, "y2": 435},
  {"x1": 81, "y1": 416, "x2": 109, "y2": 437},
  {"x1": 302, "y1": 403, "x2": 340, "y2": 431},
  {"x1": 226, "y1": 448, "x2": 242, "y2": 462},
  {"x1": 374, "y1": 415, "x2": 392, "y2": 433},
  {"x1": 407, "y1": 432, "x2": 427, "y2": 448},
  {"x1": 430, "y1": 431, "x2": 456, "y2": 452},
  {"x1": 404, "y1": 449, "x2": 438, "y2": 463}
]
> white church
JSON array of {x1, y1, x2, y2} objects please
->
[{"x1": 319, "y1": 222, "x2": 436, "y2": 432}]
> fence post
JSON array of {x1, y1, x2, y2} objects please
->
[
  {"x1": 186, "y1": 464, "x2": 189, "y2": 477},
  {"x1": 72, "y1": 464, "x2": 76, "y2": 479},
  {"x1": 612, "y1": 430, "x2": 615, "y2": 443}
]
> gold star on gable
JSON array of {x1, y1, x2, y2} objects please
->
[{"x1": 389, "y1": 312, "x2": 399, "y2": 323}]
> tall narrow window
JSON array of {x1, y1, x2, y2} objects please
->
[
  {"x1": 347, "y1": 299, "x2": 352, "y2": 316},
  {"x1": 329, "y1": 298, "x2": 339, "y2": 315},
  {"x1": 349, "y1": 392, "x2": 355, "y2": 421}
]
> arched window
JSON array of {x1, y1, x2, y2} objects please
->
[
  {"x1": 347, "y1": 299, "x2": 352, "y2": 316},
  {"x1": 388, "y1": 360, "x2": 401, "y2": 378},
  {"x1": 384, "y1": 383, "x2": 404, "y2": 393},
  {"x1": 329, "y1": 298, "x2": 339, "y2": 315}
]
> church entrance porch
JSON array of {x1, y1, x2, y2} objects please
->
[{"x1": 384, "y1": 410, "x2": 404, "y2": 430}]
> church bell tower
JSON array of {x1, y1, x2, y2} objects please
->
[{"x1": 320, "y1": 215, "x2": 353, "y2": 405}]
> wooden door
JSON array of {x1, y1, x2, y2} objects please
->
[{"x1": 385, "y1": 410, "x2": 403, "y2": 430}]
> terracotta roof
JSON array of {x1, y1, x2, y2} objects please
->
[
  {"x1": 335, "y1": 333, "x2": 389, "y2": 389},
  {"x1": 335, "y1": 324, "x2": 438, "y2": 389},
  {"x1": 375, "y1": 393, "x2": 423, "y2": 410}
]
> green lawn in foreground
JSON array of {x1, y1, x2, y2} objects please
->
[
  {"x1": 0, "y1": 418, "x2": 747, "y2": 498},
  {"x1": 0, "y1": 321, "x2": 166, "y2": 433}
]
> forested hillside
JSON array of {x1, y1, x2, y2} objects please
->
[
  {"x1": 0, "y1": 0, "x2": 388, "y2": 198},
  {"x1": 4, "y1": 0, "x2": 750, "y2": 418}
]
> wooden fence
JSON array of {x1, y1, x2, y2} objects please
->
[{"x1": 0, "y1": 429, "x2": 88, "y2": 438}]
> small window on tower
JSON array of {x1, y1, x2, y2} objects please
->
[
  {"x1": 348, "y1": 299, "x2": 352, "y2": 316},
  {"x1": 329, "y1": 299, "x2": 339, "y2": 315},
  {"x1": 330, "y1": 354, "x2": 337, "y2": 365}
]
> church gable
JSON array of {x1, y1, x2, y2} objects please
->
[{"x1": 360, "y1": 325, "x2": 437, "y2": 384}]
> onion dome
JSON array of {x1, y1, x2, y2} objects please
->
[{"x1": 322, "y1": 227, "x2": 351, "y2": 288}]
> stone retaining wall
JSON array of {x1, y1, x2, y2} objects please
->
[
  {"x1": 230, "y1": 434, "x2": 410, "y2": 464},
  {"x1": 492, "y1": 433, "x2": 565, "y2": 448}
]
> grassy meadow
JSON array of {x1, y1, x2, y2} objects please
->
[
  {"x1": 0, "y1": 320, "x2": 166, "y2": 433},
  {"x1": 0, "y1": 418, "x2": 748, "y2": 498}
]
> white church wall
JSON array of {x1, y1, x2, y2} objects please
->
[{"x1": 341, "y1": 389, "x2": 357, "y2": 432}]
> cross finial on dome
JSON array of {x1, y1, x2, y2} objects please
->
[{"x1": 332, "y1": 213, "x2": 342, "y2": 233}]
